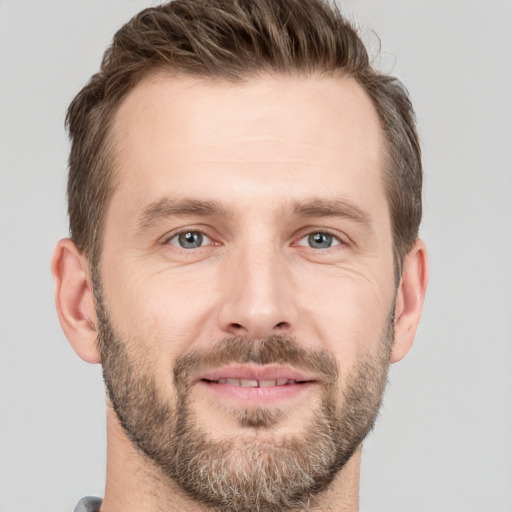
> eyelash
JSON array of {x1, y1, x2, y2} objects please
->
[
  {"x1": 165, "y1": 229, "x2": 215, "y2": 249},
  {"x1": 295, "y1": 231, "x2": 343, "y2": 250},
  {"x1": 163, "y1": 228, "x2": 346, "y2": 251}
]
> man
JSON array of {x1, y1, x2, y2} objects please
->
[{"x1": 51, "y1": 0, "x2": 428, "y2": 510}]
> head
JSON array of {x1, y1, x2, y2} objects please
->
[{"x1": 53, "y1": 1, "x2": 428, "y2": 510}]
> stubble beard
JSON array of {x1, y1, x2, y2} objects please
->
[{"x1": 96, "y1": 297, "x2": 393, "y2": 512}]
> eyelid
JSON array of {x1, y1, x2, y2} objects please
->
[
  {"x1": 159, "y1": 226, "x2": 349, "y2": 249},
  {"x1": 161, "y1": 227, "x2": 217, "y2": 247},
  {"x1": 293, "y1": 228, "x2": 348, "y2": 248}
]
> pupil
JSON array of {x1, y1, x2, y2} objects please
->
[
  {"x1": 309, "y1": 233, "x2": 332, "y2": 248},
  {"x1": 180, "y1": 231, "x2": 202, "y2": 248}
]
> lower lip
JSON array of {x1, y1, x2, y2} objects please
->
[{"x1": 197, "y1": 380, "x2": 316, "y2": 405}]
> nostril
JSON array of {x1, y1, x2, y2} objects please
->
[{"x1": 224, "y1": 321, "x2": 290, "y2": 338}]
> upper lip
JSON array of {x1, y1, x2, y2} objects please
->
[{"x1": 196, "y1": 364, "x2": 318, "y2": 384}]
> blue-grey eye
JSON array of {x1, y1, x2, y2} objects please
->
[
  {"x1": 299, "y1": 232, "x2": 340, "y2": 249},
  {"x1": 170, "y1": 231, "x2": 209, "y2": 249}
]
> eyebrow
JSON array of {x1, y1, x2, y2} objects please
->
[
  {"x1": 137, "y1": 196, "x2": 373, "y2": 232},
  {"x1": 292, "y1": 198, "x2": 373, "y2": 231},
  {"x1": 138, "y1": 198, "x2": 233, "y2": 230}
]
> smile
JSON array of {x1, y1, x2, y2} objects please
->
[{"x1": 196, "y1": 365, "x2": 318, "y2": 405}]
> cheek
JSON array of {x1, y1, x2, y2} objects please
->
[
  {"x1": 294, "y1": 268, "x2": 394, "y2": 373},
  {"x1": 101, "y1": 262, "x2": 221, "y2": 356}
]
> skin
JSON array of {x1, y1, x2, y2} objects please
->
[{"x1": 52, "y1": 73, "x2": 428, "y2": 511}]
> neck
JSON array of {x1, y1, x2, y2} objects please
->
[{"x1": 100, "y1": 407, "x2": 361, "y2": 512}]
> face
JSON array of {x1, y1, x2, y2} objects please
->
[{"x1": 97, "y1": 73, "x2": 397, "y2": 510}]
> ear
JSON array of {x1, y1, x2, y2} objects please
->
[
  {"x1": 51, "y1": 238, "x2": 101, "y2": 364},
  {"x1": 390, "y1": 239, "x2": 428, "y2": 363}
]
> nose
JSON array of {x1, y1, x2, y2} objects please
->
[{"x1": 217, "y1": 243, "x2": 298, "y2": 340}]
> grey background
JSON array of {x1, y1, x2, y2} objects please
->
[{"x1": 1, "y1": 1, "x2": 511, "y2": 511}]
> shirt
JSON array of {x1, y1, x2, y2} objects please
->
[{"x1": 73, "y1": 496, "x2": 103, "y2": 512}]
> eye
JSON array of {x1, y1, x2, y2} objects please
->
[
  {"x1": 168, "y1": 230, "x2": 212, "y2": 249},
  {"x1": 298, "y1": 232, "x2": 341, "y2": 249}
]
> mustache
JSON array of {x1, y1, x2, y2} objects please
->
[{"x1": 173, "y1": 335, "x2": 339, "y2": 385}]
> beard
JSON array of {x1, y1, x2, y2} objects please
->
[{"x1": 96, "y1": 298, "x2": 393, "y2": 512}]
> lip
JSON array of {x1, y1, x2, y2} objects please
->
[
  {"x1": 195, "y1": 364, "x2": 319, "y2": 406},
  {"x1": 198, "y1": 364, "x2": 317, "y2": 383}
]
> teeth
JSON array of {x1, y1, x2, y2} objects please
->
[
  {"x1": 240, "y1": 379, "x2": 258, "y2": 387},
  {"x1": 212, "y1": 378, "x2": 297, "y2": 387}
]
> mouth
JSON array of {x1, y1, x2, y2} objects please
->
[
  {"x1": 195, "y1": 365, "x2": 318, "y2": 405},
  {"x1": 203, "y1": 378, "x2": 305, "y2": 387}
]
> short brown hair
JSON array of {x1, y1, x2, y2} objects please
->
[{"x1": 66, "y1": 0, "x2": 422, "y2": 277}]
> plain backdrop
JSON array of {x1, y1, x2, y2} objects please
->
[{"x1": 1, "y1": 1, "x2": 511, "y2": 511}]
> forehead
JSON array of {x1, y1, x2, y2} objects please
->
[{"x1": 108, "y1": 72, "x2": 386, "y2": 219}]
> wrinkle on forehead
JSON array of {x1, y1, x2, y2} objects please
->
[{"x1": 111, "y1": 71, "x2": 383, "y2": 161}]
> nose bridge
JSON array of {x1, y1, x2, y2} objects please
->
[{"x1": 218, "y1": 238, "x2": 296, "y2": 339}]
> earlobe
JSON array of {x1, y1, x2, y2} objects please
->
[
  {"x1": 390, "y1": 239, "x2": 428, "y2": 363},
  {"x1": 51, "y1": 238, "x2": 101, "y2": 364}
]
